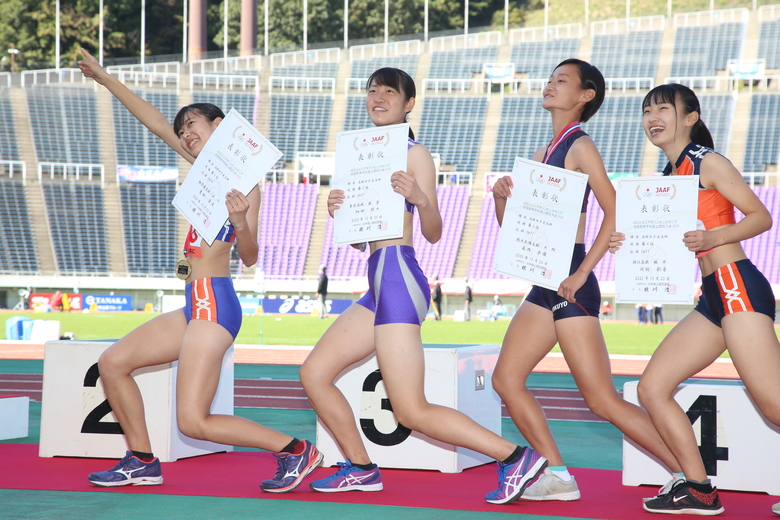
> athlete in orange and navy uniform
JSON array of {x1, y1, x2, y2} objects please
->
[{"x1": 610, "y1": 83, "x2": 780, "y2": 516}]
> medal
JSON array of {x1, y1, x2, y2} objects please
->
[{"x1": 175, "y1": 259, "x2": 191, "y2": 280}]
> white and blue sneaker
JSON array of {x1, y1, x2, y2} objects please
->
[
  {"x1": 485, "y1": 447, "x2": 547, "y2": 505},
  {"x1": 310, "y1": 459, "x2": 383, "y2": 492},
  {"x1": 88, "y1": 451, "x2": 163, "y2": 487},
  {"x1": 260, "y1": 440, "x2": 323, "y2": 493}
]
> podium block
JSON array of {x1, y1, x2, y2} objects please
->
[
  {"x1": 39, "y1": 341, "x2": 234, "y2": 462},
  {"x1": 316, "y1": 344, "x2": 501, "y2": 473},
  {"x1": 0, "y1": 395, "x2": 29, "y2": 440},
  {"x1": 623, "y1": 380, "x2": 780, "y2": 495}
]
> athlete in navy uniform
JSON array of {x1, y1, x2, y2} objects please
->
[
  {"x1": 491, "y1": 59, "x2": 682, "y2": 501},
  {"x1": 300, "y1": 68, "x2": 546, "y2": 504}
]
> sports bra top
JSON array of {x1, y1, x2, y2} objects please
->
[
  {"x1": 183, "y1": 223, "x2": 236, "y2": 258},
  {"x1": 663, "y1": 142, "x2": 736, "y2": 258},
  {"x1": 542, "y1": 121, "x2": 591, "y2": 213}
]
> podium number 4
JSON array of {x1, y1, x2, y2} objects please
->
[
  {"x1": 686, "y1": 394, "x2": 728, "y2": 476},
  {"x1": 81, "y1": 363, "x2": 124, "y2": 434}
]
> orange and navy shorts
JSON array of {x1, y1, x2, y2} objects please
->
[
  {"x1": 183, "y1": 277, "x2": 242, "y2": 339},
  {"x1": 695, "y1": 259, "x2": 775, "y2": 327}
]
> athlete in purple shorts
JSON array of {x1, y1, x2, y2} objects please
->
[
  {"x1": 78, "y1": 48, "x2": 322, "y2": 493},
  {"x1": 491, "y1": 59, "x2": 681, "y2": 502},
  {"x1": 300, "y1": 67, "x2": 546, "y2": 503}
]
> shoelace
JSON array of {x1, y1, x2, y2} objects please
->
[
  {"x1": 271, "y1": 453, "x2": 290, "y2": 480},
  {"x1": 109, "y1": 454, "x2": 134, "y2": 472}
]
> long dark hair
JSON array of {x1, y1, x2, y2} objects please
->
[
  {"x1": 173, "y1": 103, "x2": 225, "y2": 135},
  {"x1": 553, "y1": 58, "x2": 605, "y2": 123},
  {"x1": 366, "y1": 67, "x2": 417, "y2": 140},
  {"x1": 642, "y1": 83, "x2": 714, "y2": 149}
]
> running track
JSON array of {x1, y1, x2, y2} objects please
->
[{"x1": 0, "y1": 374, "x2": 606, "y2": 423}]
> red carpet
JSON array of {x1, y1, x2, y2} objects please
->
[{"x1": 3, "y1": 444, "x2": 776, "y2": 519}]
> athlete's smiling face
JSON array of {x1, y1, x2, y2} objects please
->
[
  {"x1": 177, "y1": 111, "x2": 222, "y2": 158},
  {"x1": 542, "y1": 63, "x2": 593, "y2": 112},
  {"x1": 642, "y1": 94, "x2": 697, "y2": 149},
  {"x1": 366, "y1": 80, "x2": 415, "y2": 127}
]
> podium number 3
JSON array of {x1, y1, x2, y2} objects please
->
[
  {"x1": 686, "y1": 394, "x2": 728, "y2": 476},
  {"x1": 81, "y1": 362, "x2": 124, "y2": 434}
]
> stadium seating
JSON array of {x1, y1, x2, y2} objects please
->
[
  {"x1": 757, "y1": 17, "x2": 780, "y2": 69},
  {"x1": 350, "y1": 55, "x2": 419, "y2": 80},
  {"x1": 670, "y1": 22, "x2": 745, "y2": 79},
  {"x1": 0, "y1": 89, "x2": 20, "y2": 161},
  {"x1": 743, "y1": 94, "x2": 780, "y2": 173},
  {"x1": 0, "y1": 177, "x2": 39, "y2": 274},
  {"x1": 112, "y1": 91, "x2": 180, "y2": 168},
  {"x1": 269, "y1": 94, "x2": 333, "y2": 166},
  {"x1": 590, "y1": 30, "x2": 662, "y2": 88},
  {"x1": 119, "y1": 182, "x2": 180, "y2": 276},
  {"x1": 492, "y1": 97, "x2": 549, "y2": 172},
  {"x1": 418, "y1": 96, "x2": 488, "y2": 173},
  {"x1": 584, "y1": 95, "x2": 647, "y2": 176},
  {"x1": 509, "y1": 38, "x2": 580, "y2": 79}
]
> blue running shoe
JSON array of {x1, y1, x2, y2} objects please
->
[
  {"x1": 88, "y1": 451, "x2": 163, "y2": 487},
  {"x1": 309, "y1": 459, "x2": 383, "y2": 492},
  {"x1": 260, "y1": 440, "x2": 323, "y2": 493},
  {"x1": 485, "y1": 447, "x2": 547, "y2": 504}
]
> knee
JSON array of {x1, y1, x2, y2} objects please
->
[
  {"x1": 299, "y1": 360, "x2": 322, "y2": 393},
  {"x1": 97, "y1": 348, "x2": 126, "y2": 380},
  {"x1": 491, "y1": 368, "x2": 526, "y2": 401},
  {"x1": 582, "y1": 393, "x2": 619, "y2": 420},
  {"x1": 389, "y1": 402, "x2": 426, "y2": 431},
  {"x1": 637, "y1": 379, "x2": 665, "y2": 412},
  {"x1": 176, "y1": 412, "x2": 206, "y2": 440}
]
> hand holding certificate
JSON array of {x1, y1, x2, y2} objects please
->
[
  {"x1": 494, "y1": 157, "x2": 589, "y2": 290},
  {"x1": 172, "y1": 109, "x2": 283, "y2": 245},
  {"x1": 333, "y1": 123, "x2": 409, "y2": 246},
  {"x1": 614, "y1": 176, "x2": 698, "y2": 304}
]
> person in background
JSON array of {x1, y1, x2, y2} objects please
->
[
  {"x1": 431, "y1": 275, "x2": 443, "y2": 320},
  {"x1": 463, "y1": 277, "x2": 473, "y2": 321},
  {"x1": 316, "y1": 266, "x2": 329, "y2": 319}
]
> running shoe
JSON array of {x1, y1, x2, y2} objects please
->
[
  {"x1": 87, "y1": 451, "x2": 163, "y2": 487},
  {"x1": 520, "y1": 468, "x2": 580, "y2": 501},
  {"x1": 643, "y1": 473, "x2": 687, "y2": 503},
  {"x1": 773, "y1": 501, "x2": 780, "y2": 516},
  {"x1": 485, "y1": 447, "x2": 548, "y2": 505},
  {"x1": 643, "y1": 480, "x2": 724, "y2": 515},
  {"x1": 309, "y1": 459, "x2": 383, "y2": 492},
  {"x1": 260, "y1": 440, "x2": 323, "y2": 493}
]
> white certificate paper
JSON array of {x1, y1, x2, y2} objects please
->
[
  {"x1": 615, "y1": 176, "x2": 698, "y2": 304},
  {"x1": 333, "y1": 123, "x2": 409, "y2": 246},
  {"x1": 494, "y1": 157, "x2": 589, "y2": 290},
  {"x1": 172, "y1": 109, "x2": 283, "y2": 245}
]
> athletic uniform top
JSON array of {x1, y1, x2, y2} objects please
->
[
  {"x1": 542, "y1": 121, "x2": 592, "y2": 213},
  {"x1": 183, "y1": 223, "x2": 236, "y2": 258}
]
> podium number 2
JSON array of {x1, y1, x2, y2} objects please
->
[
  {"x1": 81, "y1": 362, "x2": 124, "y2": 434},
  {"x1": 686, "y1": 394, "x2": 728, "y2": 476}
]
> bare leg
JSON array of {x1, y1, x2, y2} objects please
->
[
  {"x1": 492, "y1": 302, "x2": 564, "y2": 464},
  {"x1": 175, "y1": 319, "x2": 293, "y2": 451},
  {"x1": 638, "y1": 312, "x2": 727, "y2": 481},
  {"x1": 97, "y1": 310, "x2": 189, "y2": 453},
  {"x1": 556, "y1": 316, "x2": 681, "y2": 473},
  {"x1": 375, "y1": 322, "x2": 517, "y2": 461},
  {"x1": 300, "y1": 304, "x2": 377, "y2": 464}
]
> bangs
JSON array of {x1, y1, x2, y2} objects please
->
[
  {"x1": 366, "y1": 68, "x2": 402, "y2": 92},
  {"x1": 642, "y1": 84, "x2": 678, "y2": 110}
]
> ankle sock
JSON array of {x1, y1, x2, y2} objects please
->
[
  {"x1": 131, "y1": 450, "x2": 156, "y2": 463},
  {"x1": 549, "y1": 466, "x2": 572, "y2": 481},
  {"x1": 280, "y1": 438, "x2": 300, "y2": 454},
  {"x1": 502, "y1": 446, "x2": 523, "y2": 465},
  {"x1": 352, "y1": 462, "x2": 377, "y2": 471},
  {"x1": 686, "y1": 478, "x2": 714, "y2": 492}
]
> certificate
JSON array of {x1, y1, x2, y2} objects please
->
[
  {"x1": 333, "y1": 123, "x2": 409, "y2": 246},
  {"x1": 494, "y1": 157, "x2": 589, "y2": 290},
  {"x1": 614, "y1": 176, "x2": 698, "y2": 304},
  {"x1": 172, "y1": 108, "x2": 283, "y2": 245}
]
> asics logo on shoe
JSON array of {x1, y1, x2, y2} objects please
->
[
  {"x1": 340, "y1": 473, "x2": 375, "y2": 488},
  {"x1": 673, "y1": 494, "x2": 688, "y2": 503}
]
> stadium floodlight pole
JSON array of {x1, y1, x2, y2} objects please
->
[
  {"x1": 343, "y1": 0, "x2": 348, "y2": 49},
  {"x1": 464, "y1": 0, "x2": 468, "y2": 35},
  {"x1": 183, "y1": 0, "x2": 188, "y2": 63},
  {"x1": 55, "y1": 0, "x2": 60, "y2": 70},
  {"x1": 504, "y1": 0, "x2": 508, "y2": 33},
  {"x1": 424, "y1": 0, "x2": 428, "y2": 41},
  {"x1": 667, "y1": 0, "x2": 672, "y2": 19},
  {"x1": 544, "y1": 0, "x2": 548, "y2": 30},
  {"x1": 224, "y1": 0, "x2": 228, "y2": 59},
  {"x1": 585, "y1": 0, "x2": 589, "y2": 26},
  {"x1": 264, "y1": 0, "x2": 268, "y2": 56},
  {"x1": 303, "y1": 0, "x2": 308, "y2": 52},
  {"x1": 141, "y1": 0, "x2": 146, "y2": 66},
  {"x1": 626, "y1": 0, "x2": 630, "y2": 25},
  {"x1": 99, "y1": 0, "x2": 104, "y2": 65},
  {"x1": 384, "y1": 0, "x2": 389, "y2": 44}
]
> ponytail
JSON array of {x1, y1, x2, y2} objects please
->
[{"x1": 690, "y1": 118, "x2": 714, "y2": 149}]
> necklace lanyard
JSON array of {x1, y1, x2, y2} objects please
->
[{"x1": 543, "y1": 121, "x2": 581, "y2": 164}]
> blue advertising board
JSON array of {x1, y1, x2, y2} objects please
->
[
  {"x1": 83, "y1": 294, "x2": 133, "y2": 312},
  {"x1": 261, "y1": 297, "x2": 353, "y2": 315}
]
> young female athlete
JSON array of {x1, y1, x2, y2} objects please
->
[
  {"x1": 491, "y1": 59, "x2": 682, "y2": 501},
  {"x1": 299, "y1": 67, "x2": 547, "y2": 504},
  {"x1": 77, "y1": 48, "x2": 322, "y2": 492},
  {"x1": 611, "y1": 83, "x2": 780, "y2": 516}
]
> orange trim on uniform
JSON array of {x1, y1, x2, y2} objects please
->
[
  {"x1": 716, "y1": 263, "x2": 754, "y2": 315},
  {"x1": 192, "y1": 278, "x2": 218, "y2": 323}
]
